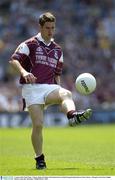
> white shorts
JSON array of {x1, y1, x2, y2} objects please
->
[{"x1": 22, "y1": 84, "x2": 61, "y2": 108}]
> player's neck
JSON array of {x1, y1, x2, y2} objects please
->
[
  {"x1": 43, "y1": 37, "x2": 51, "y2": 45},
  {"x1": 44, "y1": 39, "x2": 50, "y2": 45},
  {"x1": 41, "y1": 34, "x2": 51, "y2": 45}
]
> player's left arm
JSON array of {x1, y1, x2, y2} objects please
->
[
  {"x1": 54, "y1": 51, "x2": 63, "y2": 85},
  {"x1": 55, "y1": 75, "x2": 61, "y2": 85}
]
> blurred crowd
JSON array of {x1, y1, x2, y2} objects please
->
[{"x1": 0, "y1": 0, "x2": 115, "y2": 112}]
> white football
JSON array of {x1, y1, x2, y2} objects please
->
[{"x1": 75, "y1": 73, "x2": 96, "y2": 95}]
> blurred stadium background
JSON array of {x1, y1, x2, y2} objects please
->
[{"x1": 0, "y1": 0, "x2": 115, "y2": 127}]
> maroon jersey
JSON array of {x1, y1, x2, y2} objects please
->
[{"x1": 11, "y1": 33, "x2": 63, "y2": 84}]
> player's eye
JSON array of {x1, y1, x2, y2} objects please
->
[
  {"x1": 45, "y1": 26, "x2": 55, "y2": 30},
  {"x1": 52, "y1": 27, "x2": 55, "y2": 30}
]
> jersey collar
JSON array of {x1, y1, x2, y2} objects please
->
[{"x1": 36, "y1": 33, "x2": 54, "y2": 46}]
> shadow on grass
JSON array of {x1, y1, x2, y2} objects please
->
[
  {"x1": 32, "y1": 167, "x2": 79, "y2": 171},
  {"x1": 32, "y1": 167, "x2": 115, "y2": 171},
  {"x1": 47, "y1": 167, "x2": 79, "y2": 171}
]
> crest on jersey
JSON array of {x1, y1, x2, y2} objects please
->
[{"x1": 36, "y1": 47, "x2": 43, "y2": 55}]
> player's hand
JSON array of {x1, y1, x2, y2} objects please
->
[{"x1": 22, "y1": 72, "x2": 37, "y2": 84}]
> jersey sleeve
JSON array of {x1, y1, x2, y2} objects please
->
[
  {"x1": 55, "y1": 52, "x2": 63, "y2": 76},
  {"x1": 10, "y1": 42, "x2": 30, "y2": 63}
]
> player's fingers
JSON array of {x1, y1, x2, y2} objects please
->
[
  {"x1": 24, "y1": 76, "x2": 29, "y2": 83},
  {"x1": 33, "y1": 74, "x2": 37, "y2": 79},
  {"x1": 31, "y1": 74, "x2": 37, "y2": 80},
  {"x1": 23, "y1": 73, "x2": 37, "y2": 83},
  {"x1": 29, "y1": 74, "x2": 37, "y2": 83},
  {"x1": 27, "y1": 74, "x2": 37, "y2": 83}
]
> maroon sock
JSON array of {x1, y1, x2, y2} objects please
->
[{"x1": 67, "y1": 110, "x2": 76, "y2": 119}]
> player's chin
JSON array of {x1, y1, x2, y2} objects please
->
[{"x1": 48, "y1": 34, "x2": 53, "y2": 38}]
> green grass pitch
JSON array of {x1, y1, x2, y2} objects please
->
[{"x1": 0, "y1": 124, "x2": 115, "y2": 176}]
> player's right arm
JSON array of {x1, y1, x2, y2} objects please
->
[{"x1": 10, "y1": 42, "x2": 37, "y2": 84}]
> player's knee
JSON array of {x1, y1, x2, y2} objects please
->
[
  {"x1": 60, "y1": 88, "x2": 72, "y2": 100},
  {"x1": 66, "y1": 90, "x2": 72, "y2": 98},
  {"x1": 33, "y1": 121, "x2": 43, "y2": 130}
]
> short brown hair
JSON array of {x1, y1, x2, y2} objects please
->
[{"x1": 39, "y1": 12, "x2": 56, "y2": 26}]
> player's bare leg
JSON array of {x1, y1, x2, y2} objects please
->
[
  {"x1": 46, "y1": 88, "x2": 75, "y2": 110},
  {"x1": 45, "y1": 88, "x2": 92, "y2": 126},
  {"x1": 28, "y1": 104, "x2": 46, "y2": 169}
]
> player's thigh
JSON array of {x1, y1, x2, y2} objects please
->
[
  {"x1": 28, "y1": 104, "x2": 44, "y2": 126},
  {"x1": 45, "y1": 87, "x2": 71, "y2": 105}
]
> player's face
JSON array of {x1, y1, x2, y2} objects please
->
[{"x1": 40, "y1": 22, "x2": 55, "y2": 42}]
